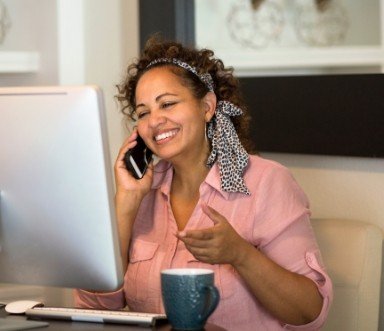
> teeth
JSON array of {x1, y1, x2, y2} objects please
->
[{"x1": 155, "y1": 130, "x2": 177, "y2": 141}]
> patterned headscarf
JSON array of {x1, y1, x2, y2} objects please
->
[{"x1": 147, "y1": 58, "x2": 250, "y2": 195}]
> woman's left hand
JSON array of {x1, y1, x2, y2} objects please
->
[
  {"x1": 178, "y1": 203, "x2": 324, "y2": 325},
  {"x1": 177, "y1": 203, "x2": 252, "y2": 265}
]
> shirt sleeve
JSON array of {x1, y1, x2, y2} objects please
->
[
  {"x1": 253, "y1": 163, "x2": 333, "y2": 330},
  {"x1": 73, "y1": 288, "x2": 126, "y2": 310}
]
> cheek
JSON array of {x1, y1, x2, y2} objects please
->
[
  {"x1": 186, "y1": 118, "x2": 207, "y2": 138},
  {"x1": 183, "y1": 105, "x2": 206, "y2": 125},
  {"x1": 137, "y1": 122, "x2": 150, "y2": 139}
]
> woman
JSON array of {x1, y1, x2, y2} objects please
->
[{"x1": 75, "y1": 36, "x2": 332, "y2": 330}]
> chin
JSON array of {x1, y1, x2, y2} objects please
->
[
  {"x1": 157, "y1": 150, "x2": 184, "y2": 164},
  {"x1": 154, "y1": 150, "x2": 176, "y2": 161}
]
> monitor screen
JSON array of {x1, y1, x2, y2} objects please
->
[{"x1": 0, "y1": 85, "x2": 123, "y2": 291}]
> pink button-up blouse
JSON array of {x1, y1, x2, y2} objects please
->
[{"x1": 74, "y1": 155, "x2": 332, "y2": 331}]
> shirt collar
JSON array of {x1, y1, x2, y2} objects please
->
[
  {"x1": 152, "y1": 160, "x2": 230, "y2": 200},
  {"x1": 151, "y1": 160, "x2": 173, "y2": 197},
  {"x1": 204, "y1": 163, "x2": 231, "y2": 200}
]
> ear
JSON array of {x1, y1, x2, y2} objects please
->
[{"x1": 202, "y1": 92, "x2": 217, "y2": 122}]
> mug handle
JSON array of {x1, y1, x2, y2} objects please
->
[{"x1": 198, "y1": 285, "x2": 220, "y2": 323}]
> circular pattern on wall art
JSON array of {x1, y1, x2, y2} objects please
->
[
  {"x1": 227, "y1": 0, "x2": 284, "y2": 49},
  {"x1": 294, "y1": 0, "x2": 349, "y2": 46},
  {"x1": 0, "y1": 0, "x2": 11, "y2": 44}
]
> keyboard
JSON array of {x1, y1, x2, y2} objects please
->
[{"x1": 26, "y1": 306, "x2": 167, "y2": 327}]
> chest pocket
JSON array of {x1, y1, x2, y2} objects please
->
[{"x1": 125, "y1": 239, "x2": 159, "y2": 304}]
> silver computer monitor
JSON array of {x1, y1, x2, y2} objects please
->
[{"x1": 0, "y1": 85, "x2": 123, "y2": 291}]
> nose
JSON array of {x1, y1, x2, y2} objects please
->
[{"x1": 148, "y1": 111, "x2": 167, "y2": 128}]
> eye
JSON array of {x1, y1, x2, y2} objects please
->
[
  {"x1": 137, "y1": 111, "x2": 149, "y2": 119},
  {"x1": 161, "y1": 101, "x2": 176, "y2": 109}
]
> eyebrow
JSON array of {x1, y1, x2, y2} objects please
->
[{"x1": 136, "y1": 92, "x2": 178, "y2": 110}]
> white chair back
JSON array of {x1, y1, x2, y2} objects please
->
[{"x1": 311, "y1": 219, "x2": 382, "y2": 331}]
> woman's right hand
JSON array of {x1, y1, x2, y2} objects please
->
[
  {"x1": 114, "y1": 130, "x2": 154, "y2": 269},
  {"x1": 115, "y1": 129, "x2": 153, "y2": 198}
]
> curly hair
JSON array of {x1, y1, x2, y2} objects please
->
[{"x1": 116, "y1": 35, "x2": 255, "y2": 153}]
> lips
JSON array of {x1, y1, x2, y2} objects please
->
[{"x1": 154, "y1": 129, "x2": 178, "y2": 142}]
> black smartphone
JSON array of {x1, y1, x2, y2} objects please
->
[{"x1": 123, "y1": 135, "x2": 153, "y2": 179}]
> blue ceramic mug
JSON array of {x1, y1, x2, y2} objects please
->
[{"x1": 161, "y1": 268, "x2": 220, "y2": 330}]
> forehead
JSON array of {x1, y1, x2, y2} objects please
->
[
  {"x1": 138, "y1": 67, "x2": 182, "y2": 88},
  {"x1": 135, "y1": 67, "x2": 188, "y2": 99}
]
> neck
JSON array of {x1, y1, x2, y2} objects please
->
[
  {"x1": 172, "y1": 160, "x2": 209, "y2": 195},
  {"x1": 168, "y1": 135, "x2": 211, "y2": 195},
  {"x1": 171, "y1": 145, "x2": 211, "y2": 195}
]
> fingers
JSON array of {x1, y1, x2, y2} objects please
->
[
  {"x1": 176, "y1": 231, "x2": 217, "y2": 264},
  {"x1": 176, "y1": 232, "x2": 212, "y2": 251},
  {"x1": 117, "y1": 129, "x2": 138, "y2": 161},
  {"x1": 114, "y1": 130, "x2": 141, "y2": 185},
  {"x1": 178, "y1": 232, "x2": 222, "y2": 264},
  {"x1": 177, "y1": 204, "x2": 244, "y2": 265},
  {"x1": 201, "y1": 203, "x2": 222, "y2": 225},
  {"x1": 115, "y1": 130, "x2": 141, "y2": 177},
  {"x1": 177, "y1": 204, "x2": 225, "y2": 243},
  {"x1": 184, "y1": 247, "x2": 213, "y2": 263},
  {"x1": 141, "y1": 158, "x2": 154, "y2": 182},
  {"x1": 178, "y1": 228, "x2": 214, "y2": 241},
  {"x1": 123, "y1": 126, "x2": 139, "y2": 145},
  {"x1": 176, "y1": 220, "x2": 217, "y2": 253}
]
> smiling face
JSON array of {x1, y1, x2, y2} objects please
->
[{"x1": 135, "y1": 67, "x2": 216, "y2": 166}]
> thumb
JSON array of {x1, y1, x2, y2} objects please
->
[{"x1": 201, "y1": 202, "x2": 222, "y2": 225}]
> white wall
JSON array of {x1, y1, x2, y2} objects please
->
[
  {"x1": 263, "y1": 153, "x2": 384, "y2": 228},
  {"x1": 0, "y1": 0, "x2": 59, "y2": 86},
  {"x1": 56, "y1": 0, "x2": 139, "y2": 164}
]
